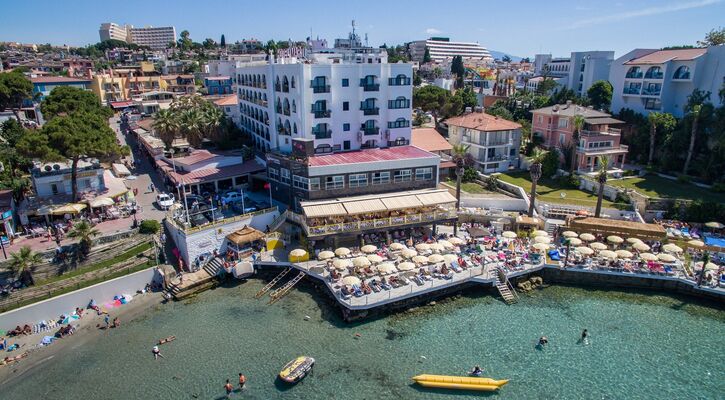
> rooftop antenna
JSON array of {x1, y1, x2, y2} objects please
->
[
  {"x1": 365, "y1": 33, "x2": 368, "y2": 47},
  {"x1": 351, "y1": 19, "x2": 356, "y2": 40}
]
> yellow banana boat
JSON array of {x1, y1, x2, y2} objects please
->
[{"x1": 412, "y1": 374, "x2": 509, "y2": 392}]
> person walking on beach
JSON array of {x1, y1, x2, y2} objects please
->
[
  {"x1": 104, "y1": 314, "x2": 110, "y2": 329},
  {"x1": 238, "y1": 373, "x2": 246, "y2": 390},
  {"x1": 224, "y1": 379, "x2": 234, "y2": 398}
]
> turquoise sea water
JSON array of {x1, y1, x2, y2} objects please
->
[{"x1": 1, "y1": 281, "x2": 723, "y2": 399}]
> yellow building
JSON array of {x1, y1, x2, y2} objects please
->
[{"x1": 91, "y1": 74, "x2": 128, "y2": 104}]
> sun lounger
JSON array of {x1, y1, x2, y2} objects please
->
[
  {"x1": 352, "y1": 284, "x2": 364, "y2": 297},
  {"x1": 449, "y1": 261, "x2": 462, "y2": 273},
  {"x1": 380, "y1": 281, "x2": 392, "y2": 290}
]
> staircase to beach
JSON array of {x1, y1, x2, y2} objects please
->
[
  {"x1": 268, "y1": 272, "x2": 306, "y2": 304},
  {"x1": 255, "y1": 267, "x2": 291, "y2": 298},
  {"x1": 494, "y1": 267, "x2": 519, "y2": 304}
]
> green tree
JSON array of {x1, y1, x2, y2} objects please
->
[
  {"x1": 0, "y1": 70, "x2": 33, "y2": 121},
  {"x1": 697, "y1": 27, "x2": 725, "y2": 47},
  {"x1": 413, "y1": 85, "x2": 461, "y2": 127},
  {"x1": 67, "y1": 220, "x2": 100, "y2": 259},
  {"x1": 451, "y1": 143, "x2": 470, "y2": 210},
  {"x1": 178, "y1": 30, "x2": 193, "y2": 50},
  {"x1": 541, "y1": 148, "x2": 560, "y2": 178},
  {"x1": 413, "y1": 72, "x2": 422, "y2": 86},
  {"x1": 152, "y1": 109, "x2": 179, "y2": 149},
  {"x1": 19, "y1": 112, "x2": 124, "y2": 201},
  {"x1": 451, "y1": 55, "x2": 465, "y2": 88},
  {"x1": 220, "y1": 34, "x2": 226, "y2": 47},
  {"x1": 535, "y1": 78, "x2": 557, "y2": 95},
  {"x1": 594, "y1": 155, "x2": 610, "y2": 217},
  {"x1": 587, "y1": 80, "x2": 613, "y2": 110},
  {"x1": 0, "y1": 119, "x2": 31, "y2": 178},
  {"x1": 202, "y1": 38, "x2": 216, "y2": 49},
  {"x1": 9, "y1": 246, "x2": 42, "y2": 286},
  {"x1": 40, "y1": 86, "x2": 111, "y2": 120},
  {"x1": 454, "y1": 86, "x2": 478, "y2": 110},
  {"x1": 570, "y1": 114, "x2": 586, "y2": 173},
  {"x1": 502, "y1": 55, "x2": 512, "y2": 63},
  {"x1": 647, "y1": 112, "x2": 676, "y2": 166},
  {"x1": 527, "y1": 148, "x2": 547, "y2": 217},
  {"x1": 423, "y1": 47, "x2": 432, "y2": 63}
]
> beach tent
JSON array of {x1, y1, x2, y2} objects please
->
[
  {"x1": 575, "y1": 246, "x2": 594, "y2": 255},
  {"x1": 567, "y1": 237, "x2": 583, "y2": 246},
  {"x1": 615, "y1": 250, "x2": 634, "y2": 259},
  {"x1": 448, "y1": 237, "x2": 465, "y2": 245},
  {"x1": 534, "y1": 236, "x2": 551, "y2": 244},
  {"x1": 579, "y1": 233, "x2": 596, "y2": 241},
  {"x1": 443, "y1": 254, "x2": 458, "y2": 264},
  {"x1": 687, "y1": 240, "x2": 704, "y2": 248},
  {"x1": 289, "y1": 249, "x2": 308, "y2": 263},
  {"x1": 590, "y1": 242, "x2": 607, "y2": 250},
  {"x1": 352, "y1": 256, "x2": 371, "y2": 267},
  {"x1": 427, "y1": 254, "x2": 444, "y2": 264},
  {"x1": 662, "y1": 244, "x2": 683, "y2": 253},
  {"x1": 412, "y1": 255, "x2": 429, "y2": 265},
  {"x1": 532, "y1": 230, "x2": 549, "y2": 237},
  {"x1": 607, "y1": 235, "x2": 624, "y2": 244},
  {"x1": 633, "y1": 242, "x2": 651, "y2": 252},
  {"x1": 639, "y1": 253, "x2": 657, "y2": 261},
  {"x1": 402, "y1": 249, "x2": 418, "y2": 259},
  {"x1": 658, "y1": 253, "x2": 677, "y2": 262},
  {"x1": 375, "y1": 263, "x2": 397, "y2": 275},
  {"x1": 599, "y1": 250, "x2": 618, "y2": 259},
  {"x1": 429, "y1": 243, "x2": 444, "y2": 253},
  {"x1": 415, "y1": 243, "x2": 430, "y2": 251},
  {"x1": 626, "y1": 237, "x2": 643, "y2": 244},
  {"x1": 502, "y1": 231, "x2": 517, "y2": 239}
]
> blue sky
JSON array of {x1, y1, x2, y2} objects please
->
[{"x1": 1, "y1": 0, "x2": 723, "y2": 57}]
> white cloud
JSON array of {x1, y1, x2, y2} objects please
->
[
  {"x1": 561, "y1": 0, "x2": 721, "y2": 30},
  {"x1": 425, "y1": 28, "x2": 442, "y2": 35}
]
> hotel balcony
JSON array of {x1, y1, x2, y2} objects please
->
[
  {"x1": 644, "y1": 72, "x2": 664, "y2": 79},
  {"x1": 300, "y1": 209, "x2": 458, "y2": 238},
  {"x1": 623, "y1": 87, "x2": 641, "y2": 95},
  {"x1": 311, "y1": 84, "x2": 331, "y2": 93},
  {"x1": 625, "y1": 72, "x2": 643, "y2": 79},
  {"x1": 388, "y1": 77, "x2": 411, "y2": 86},
  {"x1": 312, "y1": 109, "x2": 331, "y2": 118},
  {"x1": 641, "y1": 88, "x2": 661, "y2": 97},
  {"x1": 360, "y1": 82, "x2": 380, "y2": 92},
  {"x1": 361, "y1": 126, "x2": 380, "y2": 135},
  {"x1": 312, "y1": 129, "x2": 332, "y2": 139},
  {"x1": 361, "y1": 107, "x2": 380, "y2": 116}
]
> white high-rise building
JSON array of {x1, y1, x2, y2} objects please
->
[
  {"x1": 408, "y1": 38, "x2": 492, "y2": 62},
  {"x1": 128, "y1": 26, "x2": 176, "y2": 50},
  {"x1": 99, "y1": 23, "x2": 129, "y2": 42},
  {"x1": 567, "y1": 51, "x2": 614, "y2": 97},
  {"x1": 231, "y1": 50, "x2": 414, "y2": 155}
]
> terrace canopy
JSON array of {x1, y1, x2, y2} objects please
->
[
  {"x1": 568, "y1": 217, "x2": 666, "y2": 241},
  {"x1": 300, "y1": 189, "x2": 456, "y2": 219},
  {"x1": 226, "y1": 226, "x2": 265, "y2": 247}
]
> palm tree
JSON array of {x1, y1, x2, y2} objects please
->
[
  {"x1": 528, "y1": 148, "x2": 547, "y2": 217},
  {"x1": 152, "y1": 109, "x2": 179, "y2": 150},
  {"x1": 570, "y1": 114, "x2": 586, "y2": 174},
  {"x1": 594, "y1": 155, "x2": 610, "y2": 217},
  {"x1": 9, "y1": 246, "x2": 42, "y2": 286},
  {"x1": 179, "y1": 108, "x2": 203, "y2": 147},
  {"x1": 682, "y1": 104, "x2": 701, "y2": 175},
  {"x1": 647, "y1": 112, "x2": 676, "y2": 167},
  {"x1": 67, "y1": 221, "x2": 100, "y2": 259},
  {"x1": 451, "y1": 143, "x2": 470, "y2": 211},
  {"x1": 201, "y1": 106, "x2": 224, "y2": 141}
]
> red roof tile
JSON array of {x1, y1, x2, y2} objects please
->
[
  {"x1": 214, "y1": 95, "x2": 239, "y2": 106},
  {"x1": 446, "y1": 112, "x2": 521, "y2": 132},
  {"x1": 160, "y1": 159, "x2": 265, "y2": 185},
  {"x1": 624, "y1": 48, "x2": 707, "y2": 65},
  {"x1": 411, "y1": 128, "x2": 452, "y2": 153},
  {"x1": 174, "y1": 150, "x2": 218, "y2": 165},
  {"x1": 308, "y1": 146, "x2": 437, "y2": 167}
]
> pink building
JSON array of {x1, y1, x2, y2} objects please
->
[{"x1": 531, "y1": 102, "x2": 628, "y2": 172}]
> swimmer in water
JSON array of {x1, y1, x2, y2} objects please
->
[
  {"x1": 152, "y1": 345, "x2": 164, "y2": 360},
  {"x1": 470, "y1": 365, "x2": 483, "y2": 376},
  {"x1": 538, "y1": 336, "x2": 549, "y2": 346},
  {"x1": 581, "y1": 329, "x2": 588, "y2": 340}
]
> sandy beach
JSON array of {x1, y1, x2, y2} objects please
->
[{"x1": 0, "y1": 291, "x2": 165, "y2": 386}]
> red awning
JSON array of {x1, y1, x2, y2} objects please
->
[{"x1": 110, "y1": 101, "x2": 134, "y2": 109}]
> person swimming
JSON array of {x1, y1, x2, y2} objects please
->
[
  {"x1": 538, "y1": 336, "x2": 549, "y2": 346},
  {"x1": 158, "y1": 336, "x2": 176, "y2": 345},
  {"x1": 152, "y1": 346, "x2": 164, "y2": 360},
  {"x1": 470, "y1": 365, "x2": 483, "y2": 376},
  {"x1": 580, "y1": 329, "x2": 589, "y2": 344}
]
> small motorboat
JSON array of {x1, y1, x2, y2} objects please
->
[{"x1": 279, "y1": 356, "x2": 315, "y2": 383}]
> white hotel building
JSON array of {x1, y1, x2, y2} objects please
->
[{"x1": 408, "y1": 37, "x2": 492, "y2": 63}]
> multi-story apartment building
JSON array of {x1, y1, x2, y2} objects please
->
[
  {"x1": 61, "y1": 58, "x2": 94, "y2": 77},
  {"x1": 128, "y1": 26, "x2": 176, "y2": 50},
  {"x1": 162, "y1": 74, "x2": 196, "y2": 95},
  {"x1": 204, "y1": 76, "x2": 233, "y2": 95},
  {"x1": 408, "y1": 37, "x2": 492, "y2": 63},
  {"x1": 566, "y1": 51, "x2": 614, "y2": 97},
  {"x1": 30, "y1": 76, "x2": 92, "y2": 101},
  {"x1": 531, "y1": 102, "x2": 628, "y2": 171},
  {"x1": 610, "y1": 46, "x2": 725, "y2": 117},
  {"x1": 99, "y1": 23, "x2": 129, "y2": 42},
  {"x1": 91, "y1": 74, "x2": 128, "y2": 103},
  {"x1": 446, "y1": 109, "x2": 522, "y2": 173},
  {"x1": 533, "y1": 54, "x2": 571, "y2": 78}
]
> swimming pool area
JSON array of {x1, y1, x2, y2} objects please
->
[{"x1": 1, "y1": 281, "x2": 722, "y2": 399}]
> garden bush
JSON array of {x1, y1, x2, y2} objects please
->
[{"x1": 139, "y1": 220, "x2": 161, "y2": 234}]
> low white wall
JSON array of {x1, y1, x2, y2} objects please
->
[
  {"x1": 460, "y1": 196, "x2": 528, "y2": 211},
  {"x1": 0, "y1": 267, "x2": 161, "y2": 331}
]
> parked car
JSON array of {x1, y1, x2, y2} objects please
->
[
  {"x1": 156, "y1": 193, "x2": 174, "y2": 209},
  {"x1": 221, "y1": 191, "x2": 244, "y2": 204},
  {"x1": 181, "y1": 194, "x2": 207, "y2": 209}
]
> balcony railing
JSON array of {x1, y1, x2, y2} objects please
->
[
  {"x1": 274, "y1": 83, "x2": 281, "y2": 92},
  {"x1": 312, "y1": 129, "x2": 332, "y2": 139},
  {"x1": 388, "y1": 99, "x2": 411, "y2": 109},
  {"x1": 625, "y1": 72, "x2": 643, "y2": 79},
  {"x1": 311, "y1": 84, "x2": 330, "y2": 93},
  {"x1": 623, "y1": 87, "x2": 641, "y2": 95},
  {"x1": 302, "y1": 209, "x2": 458, "y2": 237},
  {"x1": 641, "y1": 88, "x2": 661, "y2": 96},
  {"x1": 362, "y1": 107, "x2": 379, "y2": 116},
  {"x1": 361, "y1": 83, "x2": 380, "y2": 92},
  {"x1": 486, "y1": 139, "x2": 512, "y2": 146},
  {"x1": 361, "y1": 126, "x2": 380, "y2": 135},
  {"x1": 388, "y1": 77, "x2": 411, "y2": 86},
  {"x1": 312, "y1": 109, "x2": 331, "y2": 118},
  {"x1": 644, "y1": 72, "x2": 663, "y2": 79},
  {"x1": 673, "y1": 73, "x2": 691, "y2": 80}
]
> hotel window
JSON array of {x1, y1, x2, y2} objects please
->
[
  {"x1": 309, "y1": 178, "x2": 321, "y2": 191},
  {"x1": 558, "y1": 119, "x2": 568, "y2": 128},
  {"x1": 268, "y1": 168, "x2": 279, "y2": 181},
  {"x1": 537, "y1": 115, "x2": 543, "y2": 124},
  {"x1": 348, "y1": 173, "x2": 368, "y2": 188},
  {"x1": 342, "y1": 78, "x2": 349, "y2": 87},
  {"x1": 394, "y1": 169, "x2": 412, "y2": 182},
  {"x1": 343, "y1": 101, "x2": 349, "y2": 111},
  {"x1": 372, "y1": 171, "x2": 390, "y2": 185},
  {"x1": 280, "y1": 168, "x2": 290, "y2": 184},
  {"x1": 326, "y1": 175, "x2": 344, "y2": 190},
  {"x1": 415, "y1": 167, "x2": 433, "y2": 181},
  {"x1": 343, "y1": 123, "x2": 350, "y2": 131},
  {"x1": 292, "y1": 175, "x2": 309, "y2": 190}
]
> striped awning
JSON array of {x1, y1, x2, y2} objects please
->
[
  {"x1": 381, "y1": 195, "x2": 423, "y2": 210},
  {"x1": 343, "y1": 199, "x2": 387, "y2": 215},
  {"x1": 416, "y1": 191, "x2": 457, "y2": 206},
  {"x1": 302, "y1": 203, "x2": 347, "y2": 218}
]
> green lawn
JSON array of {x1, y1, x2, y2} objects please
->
[
  {"x1": 497, "y1": 171, "x2": 629, "y2": 209},
  {"x1": 607, "y1": 175, "x2": 725, "y2": 203},
  {"x1": 444, "y1": 179, "x2": 492, "y2": 194}
]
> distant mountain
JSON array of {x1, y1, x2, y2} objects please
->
[{"x1": 488, "y1": 50, "x2": 524, "y2": 62}]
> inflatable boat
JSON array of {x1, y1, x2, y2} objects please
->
[
  {"x1": 412, "y1": 374, "x2": 509, "y2": 391},
  {"x1": 279, "y1": 356, "x2": 315, "y2": 383}
]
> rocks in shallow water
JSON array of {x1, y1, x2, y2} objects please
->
[
  {"x1": 531, "y1": 276, "x2": 543, "y2": 286},
  {"x1": 518, "y1": 281, "x2": 533, "y2": 292},
  {"x1": 304, "y1": 315, "x2": 311, "y2": 321}
]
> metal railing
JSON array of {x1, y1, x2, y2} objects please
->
[
  {"x1": 302, "y1": 209, "x2": 457, "y2": 236},
  {"x1": 312, "y1": 110, "x2": 331, "y2": 118},
  {"x1": 171, "y1": 206, "x2": 278, "y2": 234},
  {"x1": 361, "y1": 83, "x2": 380, "y2": 92},
  {"x1": 362, "y1": 107, "x2": 379, "y2": 115},
  {"x1": 311, "y1": 85, "x2": 331, "y2": 93}
]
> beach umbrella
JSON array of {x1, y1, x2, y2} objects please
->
[
  {"x1": 289, "y1": 249, "x2": 308, "y2": 262},
  {"x1": 662, "y1": 244, "x2": 683, "y2": 253},
  {"x1": 616, "y1": 250, "x2": 634, "y2": 259},
  {"x1": 532, "y1": 230, "x2": 549, "y2": 237},
  {"x1": 448, "y1": 237, "x2": 465, "y2": 245},
  {"x1": 599, "y1": 250, "x2": 618, "y2": 259},
  {"x1": 633, "y1": 242, "x2": 651, "y2": 252},
  {"x1": 562, "y1": 231, "x2": 578, "y2": 238},
  {"x1": 332, "y1": 259, "x2": 351, "y2": 270},
  {"x1": 412, "y1": 255, "x2": 429, "y2": 264},
  {"x1": 353, "y1": 256, "x2": 371, "y2": 268},
  {"x1": 401, "y1": 249, "x2": 418, "y2": 259},
  {"x1": 639, "y1": 253, "x2": 657, "y2": 261},
  {"x1": 443, "y1": 254, "x2": 458, "y2": 264},
  {"x1": 427, "y1": 254, "x2": 444, "y2": 264},
  {"x1": 534, "y1": 236, "x2": 551, "y2": 244},
  {"x1": 687, "y1": 240, "x2": 705, "y2": 248},
  {"x1": 658, "y1": 253, "x2": 677, "y2": 263},
  {"x1": 318, "y1": 251, "x2": 335, "y2": 260},
  {"x1": 579, "y1": 233, "x2": 596, "y2": 241},
  {"x1": 397, "y1": 262, "x2": 416, "y2": 271},
  {"x1": 51, "y1": 203, "x2": 87, "y2": 215},
  {"x1": 429, "y1": 243, "x2": 444, "y2": 253},
  {"x1": 532, "y1": 243, "x2": 550, "y2": 252},
  {"x1": 607, "y1": 235, "x2": 624, "y2": 244},
  {"x1": 88, "y1": 197, "x2": 115, "y2": 208},
  {"x1": 705, "y1": 221, "x2": 724, "y2": 229},
  {"x1": 366, "y1": 254, "x2": 383, "y2": 264},
  {"x1": 626, "y1": 237, "x2": 643, "y2": 244},
  {"x1": 502, "y1": 231, "x2": 517, "y2": 239},
  {"x1": 375, "y1": 263, "x2": 397, "y2": 275},
  {"x1": 694, "y1": 261, "x2": 719, "y2": 271},
  {"x1": 361, "y1": 245, "x2": 378, "y2": 254},
  {"x1": 590, "y1": 242, "x2": 607, "y2": 250},
  {"x1": 575, "y1": 246, "x2": 594, "y2": 255},
  {"x1": 389, "y1": 242, "x2": 406, "y2": 251},
  {"x1": 342, "y1": 276, "x2": 361, "y2": 286},
  {"x1": 415, "y1": 243, "x2": 430, "y2": 252},
  {"x1": 438, "y1": 240, "x2": 453, "y2": 249},
  {"x1": 335, "y1": 247, "x2": 351, "y2": 257},
  {"x1": 567, "y1": 237, "x2": 582, "y2": 246}
]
